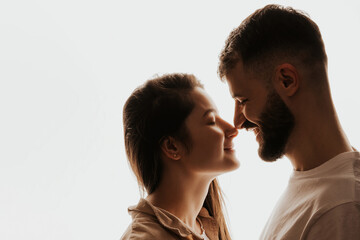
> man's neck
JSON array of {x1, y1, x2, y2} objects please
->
[{"x1": 285, "y1": 115, "x2": 352, "y2": 171}]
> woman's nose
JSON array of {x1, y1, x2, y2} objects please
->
[{"x1": 225, "y1": 126, "x2": 238, "y2": 139}]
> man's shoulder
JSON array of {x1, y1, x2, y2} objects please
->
[
  {"x1": 293, "y1": 152, "x2": 360, "y2": 204},
  {"x1": 316, "y1": 201, "x2": 360, "y2": 219},
  {"x1": 313, "y1": 153, "x2": 360, "y2": 203},
  {"x1": 304, "y1": 202, "x2": 360, "y2": 239},
  {"x1": 260, "y1": 153, "x2": 360, "y2": 240}
]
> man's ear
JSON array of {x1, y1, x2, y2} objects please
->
[
  {"x1": 160, "y1": 136, "x2": 182, "y2": 160},
  {"x1": 273, "y1": 63, "x2": 300, "y2": 97}
]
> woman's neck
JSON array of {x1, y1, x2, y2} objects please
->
[{"x1": 146, "y1": 170, "x2": 212, "y2": 235}]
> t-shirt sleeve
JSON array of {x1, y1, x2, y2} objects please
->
[{"x1": 305, "y1": 202, "x2": 360, "y2": 240}]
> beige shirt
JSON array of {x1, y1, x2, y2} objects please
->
[
  {"x1": 121, "y1": 198, "x2": 219, "y2": 240},
  {"x1": 260, "y1": 151, "x2": 360, "y2": 240}
]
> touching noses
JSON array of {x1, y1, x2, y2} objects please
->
[
  {"x1": 223, "y1": 121, "x2": 238, "y2": 139},
  {"x1": 226, "y1": 127, "x2": 238, "y2": 139}
]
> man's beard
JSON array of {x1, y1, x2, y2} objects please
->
[{"x1": 244, "y1": 90, "x2": 295, "y2": 162}]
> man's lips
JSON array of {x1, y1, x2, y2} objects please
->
[
  {"x1": 253, "y1": 127, "x2": 260, "y2": 136},
  {"x1": 247, "y1": 127, "x2": 261, "y2": 139}
]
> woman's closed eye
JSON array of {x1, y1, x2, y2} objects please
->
[
  {"x1": 208, "y1": 120, "x2": 216, "y2": 125},
  {"x1": 207, "y1": 115, "x2": 216, "y2": 125}
]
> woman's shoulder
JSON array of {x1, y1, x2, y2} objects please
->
[{"x1": 120, "y1": 220, "x2": 176, "y2": 240}]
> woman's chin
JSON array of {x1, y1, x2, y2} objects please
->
[
  {"x1": 230, "y1": 158, "x2": 241, "y2": 171},
  {"x1": 221, "y1": 157, "x2": 241, "y2": 173}
]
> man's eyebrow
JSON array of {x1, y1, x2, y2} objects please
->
[
  {"x1": 202, "y1": 108, "x2": 217, "y2": 117},
  {"x1": 232, "y1": 93, "x2": 244, "y2": 99},
  {"x1": 231, "y1": 93, "x2": 245, "y2": 99}
]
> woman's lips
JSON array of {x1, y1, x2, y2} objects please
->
[{"x1": 224, "y1": 143, "x2": 234, "y2": 151}]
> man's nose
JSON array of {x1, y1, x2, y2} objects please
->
[
  {"x1": 234, "y1": 103, "x2": 246, "y2": 129},
  {"x1": 234, "y1": 112, "x2": 246, "y2": 129}
]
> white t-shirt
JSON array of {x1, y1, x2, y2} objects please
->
[{"x1": 260, "y1": 151, "x2": 360, "y2": 240}]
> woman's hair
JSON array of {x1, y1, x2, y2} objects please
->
[{"x1": 123, "y1": 73, "x2": 231, "y2": 239}]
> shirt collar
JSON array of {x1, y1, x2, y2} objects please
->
[{"x1": 128, "y1": 198, "x2": 219, "y2": 239}]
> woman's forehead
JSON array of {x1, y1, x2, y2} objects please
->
[{"x1": 188, "y1": 87, "x2": 218, "y2": 116}]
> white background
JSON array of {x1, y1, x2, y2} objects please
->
[{"x1": 1, "y1": 0, "x2": 359, "y2": 239}]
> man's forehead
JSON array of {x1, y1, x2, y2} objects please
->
[
  {"x1": 224, "y1": 60, "x2": 264, "y2": 99},
  {"x1": 225, "y1": 72, "x2": 246, "y2": 99}
]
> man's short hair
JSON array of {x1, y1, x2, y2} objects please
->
[{"x1": 218, "y1": 4, "x2": 327, "y2": 80}]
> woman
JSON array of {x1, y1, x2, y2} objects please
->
[{"x1": 121, "y1": 73, "x2": 239, "y2": 240}]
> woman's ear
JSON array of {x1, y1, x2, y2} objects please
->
[
  {"x1": 273, "y1": 63, "x2": 300, "y2": 97},
  {"x1": 160, "y1": 136, "x2": 182, "y2": 160}
]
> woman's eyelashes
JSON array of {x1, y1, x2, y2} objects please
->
[
  {"x1": 207, "y1": 115, "x2": 216, "y2": 125},
  {"x1": 208, "y1": 120, "x2": 216, "y2": 125}
]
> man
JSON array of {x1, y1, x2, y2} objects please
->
[{"x1": 218, "y1": 4, "x2": 360, "y2": 240}]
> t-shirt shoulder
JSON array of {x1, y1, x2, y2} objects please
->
[{"x1": 304, "y1": 202, "x2": 360, "y2": 240}]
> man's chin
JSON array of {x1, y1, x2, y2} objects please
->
[{"x1": 258, "y1": 144, "x2": 284, "y2": 162}]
